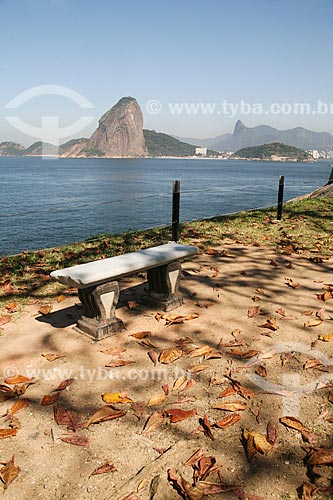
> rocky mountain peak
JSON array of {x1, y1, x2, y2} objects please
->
[
  {"x1": 233, "y1": 119, "x2": 247, "y2": 135},
  {"x1": 88, "y1": 96, "x2": 147, "y2": 157}
]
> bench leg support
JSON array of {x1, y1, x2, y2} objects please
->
[
  {"x1": 76, "y1": 281, "x2": 124, "y2": 340},
  {"x1": 146, "y1": 261, "x2": 183, "y2": 311}
]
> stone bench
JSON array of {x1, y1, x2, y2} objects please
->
[{"x1": 50, "y1": 242, "x2": 198, "y2": 340}]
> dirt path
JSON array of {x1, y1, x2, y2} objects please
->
[{"x1": 0, "y1": 245, "x2": 332, "y2": 500}]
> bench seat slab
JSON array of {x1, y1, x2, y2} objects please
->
[{"x1": 77, "y1": 281, "x2": 123, "y2": 340}]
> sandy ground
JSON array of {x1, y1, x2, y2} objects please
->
[{"x1": 0, "y1": 245, "x2": 332, "y2": 500}]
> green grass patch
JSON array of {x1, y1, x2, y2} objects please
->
[{"x1": 0, "y1": 197, "x2": 332, "y2": 305}]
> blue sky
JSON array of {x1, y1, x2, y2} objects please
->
[{"x1": 0, "y1": 0, "x2": 332, "y2": 145}]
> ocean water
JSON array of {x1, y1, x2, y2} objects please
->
[{"x1": 0, "y1": 156, "x2": 331, "y2": 256}]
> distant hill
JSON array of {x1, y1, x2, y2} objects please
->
[
  {"x1": 0, "y1": 141, "x2": 25, "y2": 156},
  {"x1": 233, "y1": 142, "x2": 311, "y2": 161},
  {"x1": 176, "y1": 120, "x2": 333, "y2": 152},
  {"x1": 23, "y1": 141, "x2": 59, "y2": 156},
  {"x1": 143, "y1": 130, "x2": 197, "y2": 156}
]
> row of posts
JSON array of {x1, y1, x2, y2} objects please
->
[
  {"x1": 172, "y1": 165, "x2": 333, "y2": 241},
  {"x1": 172, "y1": 176, "x2": 285, "y2": 242}
]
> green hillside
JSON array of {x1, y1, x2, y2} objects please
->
[
  {"x1": 143, "y1": 130, "x2": 197, "y2": 156},
  {"x1": 233, "y1": 142, "x2": 311, "y2": 160}
]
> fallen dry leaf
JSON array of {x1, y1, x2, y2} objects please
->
[
  {"x1": 142, "y1": 411, "x2": 166, "y2": 435},
  {"x1": 187, "y1": 364, "x2": 210, "y2": 373},
  {"x1": 85, "y1": 406, "x2": 126, "y2": 427},
  {"x1": 147, "y1": 349, "x2": 158, "y2": 366},
  {"x1": 212, "y1": 401, "x2": 247, "y2": 412},
  {"x1": 4, "y1": 375, "x2": 32, "y2": 385},
  {"x1": 0, "y1": 428, "x2": 18, "y2": 439},
  {"x1": 285, "y1": 278, "x2": 300, "y2": 289},
  {"x1": 57, "y1": 294, "x2": 67, "y2": 303},
  {"x1": 318, "y1": 333, "x2": 333, "y2": 342},
  {"x1": 54, "y1": 378, "x2": 74, "y2": 392},
  {"x1": 41, "y1": 392, "x2": 61, "y2": 406},
  {"x1": 164, "y1": 408, "x2": 198, "y2": 423},
  {"x1": 304, "y1": 319, "x2": 322, "y2": 328},
  {"x1": 90, "y1": 463, "x2": 117, "y2": 477},
  {"x1": 259, "y1": 318, "x2": 279, "y2": 331},
  {"x1": 38, "y1": 304, "x2": 52, "y2": 316},
  {"x1": 0, "y1": 315, "x2": 12, "y2": 325},
  {"x1": 130, "y1": 331, "x2": 151, "y2": 339},
  {"x1": 159, "y1": 347, "x2": 182, "y2": 364},
  {"x1": 189, "y1": 346, "x2": 213, "y2": 357},
  {"x1": 102, "y1": 392, "x2": 133, "y2": 404},
  {"x1": 8, "y1": 399, "x2": 29, "y2": 415},
  {"x1": 105, "y1": 359, "x2": 135, "y2": 367},
  {"x1": 243, "y1": 429, "x2": 272, "y2": 461},
  {"x1": 200, "y1": 414, "x2": 214, "y2": 440},
  {"x1": 147, "y1": 392, "x2": 167, "y2": 407},
  {"x1": 0, "y1": 385, "x2": 17, "y2": 402},
  {"x1": 61, "y1": 435, "x2": 89, "y2": 446},
  {"x1": 248, "y1": 306, "x2": 261, "y2": 318},
  {"x1": 54, "y1": 405, "x2": 83, "y2": 431},
  {"x1": 42, "y1": 353, "x2": 64, "y2": 362},
  {"x1": 0, "y1": 456, "x2": 20, "y2": 489},
  {"x1": 214, "y1": 413, "x2": 241, "y2": 428}
]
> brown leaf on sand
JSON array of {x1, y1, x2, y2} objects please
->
[
  {"x1": 285, "y1": 278, "x2": 300, "y2": 289},
  {"x1": 279, "y1": 416, "x2": 317, "y2": 444},
  {"x1": 304, "y1": 319, "x2": 322, "y2": 328},
  {"x1": 259, "y1": 318, "x2": 279, "y2": 331},
  {"x1": 302, "y1": 309, "x2": 313, "y2": 316},
  {"x1": 42, "y1": 353, "x2": 64, "y2": 362},
  {"x1": 214, "y1": 413, "x2": 241, "y2": 429},
  {"x1": 130, "y1": 331, "x2": 151, "y2": 339},
  {"x1": 147, "y1": 392, "x2": 167, "y2": 407},
  {"x1": 90, "y1": 463, "x2": 117, "y2": 477},
  {"x1": 303, "y1": 359, "x2": 323, "y2": 370},
  {"x1": 164, "y1": 408, "x2": 198, "y2": 423},
  {"x1": 316, "y1": 307, "x2": 326, "y2": 321},
  {"x1": 142, "y1": 411, "x2": 166, "y2": 435},
  {"x1": 243, "y1": 429, "x2": 272, "y2": 462},
  {"x1": 301, "y1": 482, "x2": 319, "y2": 500},
  {"x1": 4, "y1": 375, "x2": 32, "y2": 385},
  {"x1": 54, "y1": 405, "x2": 83, "y2": 431},
  {"x1": 60, "y1": 435, "x2": 89, "y2": 446},
  {"x1": 0, "y1": 387, "x2": 12, "y2": 413},
  {"x1": 189, "y1": 346, "x2": 213, "y2": 357},
  {"x1": 105, "y1": 359, "x2": 135, "y2": 367},
  {"x1": 200, "y1": 414, "x2": 214, "y2": 440},
  {"x1": 0, "y1": 315, "x2": 11, "y2": 325},
  {"x1": 266, "y1": 421, "x2": 277, "y2": 445},
  {"x1": 318, "y1": 333, "x2": 333, "y2": 342},
  {"x1": 85, "y1": 406, "x2": 126, "y2": 427},
  {"x1": 8, "y1": 399, "x2": 30, "y2": 415},
  {"x1": 255, "y1": 364, "x2": 267, "y2": 378},
  {"x1": 184, "y1": 448, "x2": 204, "y2": 466},
  {"x1": 159, "y1": 347, "x2": 182, "y2": 364},
  {"x1": 0, "y1": 428, "x2": 18, "y2": 439},
  {"x1": 187, "y1": 364, "x2": 210, "y2": 373},
  {"x1": 276, "y1": 308, "x2": 286, "y2": 317},
  {"x1": 0, "y1": 456, "x2": 20, "y2": 489},
  {"x1": 38, "y1": 304, "x2": 53, "y2": 316},
  {"x1": 212, "y1": 401, "x2": 247, "y2": 412},
  {"x1": 41, "y1": 392, "x2": 60, "y2": 406},
  {"x1": 54, "y1": 378, "x2": 75, "y2": 392},
  {"x1": 317, "y1": 290, "x2": 333, "y2": 301},
  {"x1": 219, "y1": 385, "x2": 237, "y2": 398},
  {"x1": 57, "y1": 294, "x2": 67, "y2": 303},
  {"x1": 147, "y1": 349, "x2": 158, "y2": 366},
  {"x1": 305, "y1": 448, "x2": 333, "y2": 466},
  {"x1": 13, "y1": 381, "x2": 35, "y2": 396},
  {"x1": 248, "y1": 306, "x2": 261, "y2": 318}
]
